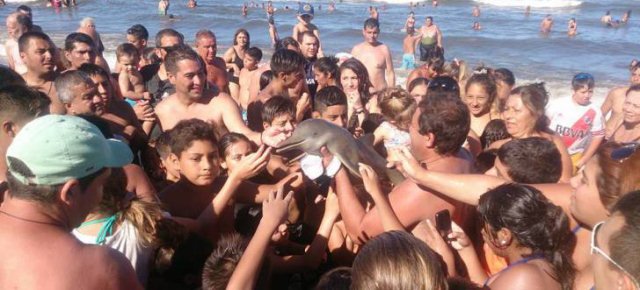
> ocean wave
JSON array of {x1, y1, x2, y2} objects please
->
[{"x1": 472, "y1": 0, "x2": 582, "y2": 8}]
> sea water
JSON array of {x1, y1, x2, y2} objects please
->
[{"x1": 1, "y1": 0, "x2": 639, "y2": 102}]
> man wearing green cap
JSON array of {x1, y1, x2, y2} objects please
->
[{"x1": 0, "y1": 115, "x2": 141, "y2": 289}]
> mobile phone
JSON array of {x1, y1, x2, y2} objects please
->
[{"x1": 435, "y1": 209, "x2": 452, "y2": 239}]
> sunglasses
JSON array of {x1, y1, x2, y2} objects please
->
[
  {"x1": 427, "y1": 77, "x2": 460, "y2": 92},
  {"x1": 591, "y1": 221, "x2": 640, "y2": 288},
  {"x1": 610, "y1": 142, "x2": 640, "y2": 162}
]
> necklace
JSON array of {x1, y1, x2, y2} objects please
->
[{"x1": 0, "y1": 209, "x2": 67, "y2": 229}]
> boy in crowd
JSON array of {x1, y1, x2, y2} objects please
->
[
  {"x1": 239, "y1": 47, "x2": 263, "y2": 116},
  {"x1": 312, "y1": 86, "x2": 348, "y2": 129},
  {"x1": 547, "y1": 73, "x2": 605, "y2": 169},
  {"x1": 262, "y1": 96, "x2": 296, "y2": 138}
]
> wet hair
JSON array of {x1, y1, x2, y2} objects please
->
[
  {"x1": 154, "y1": 28, "x2": 184, "y2": 48},
  {"x1": 261, "y1": 96, "x2": 295, "y2": 124},
  {"x1": 378, "y1": 87, "x2": 417, "y2": 129},
  {"x1": 408, "y1": 77, "x2": 429, "y2": 93},
  {"x1": 127, "y1": 24, "x2": 149, "y2": 41},
  {"x1": 609, "y1": 190, "x2": 640, "y2": 283},
  {"x1": 594, "y1": 142, "x2": 640, "y2": 210},
  {"x1": 464, "y1": 73, "x2": 497, "y2": 113},
  {"x1": 0, "y1": 85, "x2": 49, "y2": 125},
  {"x1": 314, "y1": 86, "x2": 347, "y2": 113},
  {"x1": 571, "y1": 72, "x2": 595, "y2": 90},
  {"x1": 480, "y1": 119, "x2": 509, "y2": 149},
  {"x1": 475, "y1": 149, "x2": 498, "y2": 174},
  {"x1": 426, "y1": 16, "x2": 434, "y2": 22},
  {"x1": 116, "y1": 42, "x2": 139, "y2": 60},
  {"x1": 201, "y1": 233, "x2": 248, "y2": 290},
  {"x1": 270, "y1": 49, "x2": 305, "y2": 76},
  {"x1": 0, "y1": 65, "x2": 26, "y2": 87},
  {"x1": 351, "y1": 231, "x2": 448, "y2": 290},
  {"x1": 54, "y1": 70, "x2": 94, "y2": 104},
  {"x1": 493, "y1": 68, "x2": 515, "y2": 86},
  {"x1": 417, "y1": 96, "x2": 470, "y2": 155},
  {"x1": 279, "y1": 36, "x2": 299, "y2": 51},
  {"x1": 165, "y1": 46, "x2": 201, "y2": 75},
  {"x1": 315, "y1": 267, "x2": 351, "y2": 290},
  {"x1": 498, "y1": 137, "x2": 562, "y2": 183},
  {"x1": 315, "y1": 56, "x2": 339, "y2": 80},
  {"x1": 218, "y1": 132, "x2": 252, "y2": 159},
  {"x1": 338, "y1": 58, "x2": 373, "y2": 103},
  {"x1": 245, "y1": 47, "x2": 263, "y2": 62},
  {"x1": 232, "y1": 28, "x2": 250, "y2": 49},
  {"x1": 301, "y1": 31, "x2": 319, "y2": 43},
  {"x1": 78, "y1": 63, "x2": 110, "y2": 83},
  {"x1": 363, "y1": 17, "x2": 380, "y2": 30},
  {"x1": 18, "y1": 31, "x2": 52, "y2": 53},
  {"x1": 64, "y1": 32, "x2": 95, "y2": 51},
  {"x1": 509, "y1": 83, "x2": 549, "y2": 132},
  {"x1": 168, "y1": 118, "x2": 217, "y2": 157},
  {"x1": 479, "y1": 183, "x2": 575, "y2": 290},
  {"x1": 259, "y1": 70, "x2": 273, "y2": 90}
]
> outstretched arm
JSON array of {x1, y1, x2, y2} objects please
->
[
  {"x1": 392, "y1": 147, "x2": 506, "y2": 205},
  {"x1": 227, "y1": 188, "x2": 293, "y2": 290}
]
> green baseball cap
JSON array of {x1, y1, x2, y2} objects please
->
[{"x1": 6, "y1": 115, "x2": 133, "y2": 185}]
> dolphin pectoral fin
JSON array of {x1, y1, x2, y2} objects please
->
[
  {"x1": 385, "y1": 168, "x2": 406, "y2": 186},
  {"x1": 334, "y1": 153, "x2": 362, "y2": 178}
]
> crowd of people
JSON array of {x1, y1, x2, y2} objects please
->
[{"x1": 1, "y1": 1, "x2": 640, "y2": 290}]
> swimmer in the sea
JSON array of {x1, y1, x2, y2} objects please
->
[
  {"x1": 472, "y1": 5, "x2": 480, "y2": 17},
  {"x1": 404, "y1": 11, "x2": 415, "y2": 32},
  {"x1": 601, "y1": 10, "x2": 612, "y2": 25},
  {"x1": 473, "y1": 21, "x2": 481, "y2": 31},
  {"x1": 540, "y1": 14, "x2": 553, "y2": 34},
  {"x1": 158, "y1": 0, "x2": 169, "y2": 15},
  {"x1": 567, "y1": 18, "x2": 577, "y2": 37}
]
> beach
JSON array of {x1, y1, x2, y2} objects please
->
[{"x1": 1, "y1": 0, "x2": 639, "y2": 102}]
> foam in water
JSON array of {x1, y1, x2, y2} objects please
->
[
  {"x1": 472, "y1": 0, "x2": 582, "y2": 8},
  {"x1": 6, "y1": 0, "x2": 39, "y2": 3}
]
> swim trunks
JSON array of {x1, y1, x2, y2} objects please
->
[{"x1": 401, "y1": 53, "x2": 415, "y2": 70}]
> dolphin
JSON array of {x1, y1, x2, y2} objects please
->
[{"x1": 276, "y1": 119, "x2": 405, "y2": 185}]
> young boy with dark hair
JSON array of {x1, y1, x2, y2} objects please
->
[
  {"x1": 547, "y1": 72, "x2": 605, "y2": 169},
  {"x1": 239, "y1": 47, "x2": 264, "y2": 118},
  {"x1": 261, "y1": 96, "x2": 297, "y2": 138},
  {"x1": 312, "y1": 86, "x2": 348, "y2": 128}
]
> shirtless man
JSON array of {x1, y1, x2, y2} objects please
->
[
  {"x1": 0, "y1": 114, "x2": 140, "y2": 289},
  {"x1": 155, "y1": 47, "x2": 285, "y2": 147},
  {"x1": 333, "y1": 96, "x2": 473, "y2": 242},
  {"x1": 292, "y1": 3, "x2": 323, "y2": 56},
  {"x1": 55, "y1": 70, "x2": 104, "y2": 116},
  {"x1": 249, "y1": 49, "x2": 308, "y2": 130},
  {"x1": 18, "y1": 31, "x2": 65, "y2": 114},
  {"x1": 540, "y1": 14, "x2": 554, "y2": 34},
  {"x1": 194, "y1": 29, "x2": 229, "y2": 93},
  {"x1": 5, "y1": 12, "x2": 31, "y2": 75},
  {"x1": 76, "y1": 17, "x2": 110, "y2": 73},
  {"x1": 602, "y1": 63, "x2": 640, "y2": 137},
  {"x1": 64, "y1": 32, "x2": 97, "y2": 70},
  {"x1": 141, "y1": 28, "x2": 184, "y2": 101},
  {"x1": 418, "y1": 16, "x2": 443, "y2": 62},
  {"x1": 351, "y1": 18, "x2": 395, "y2": 92}
]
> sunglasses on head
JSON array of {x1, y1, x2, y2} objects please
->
[
  {"x1": 427, "y1": 78, "x2": 460, "y2": 92},
  {"x1": 610, "y1": 142, "x2": 640, "y2": 162}
]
